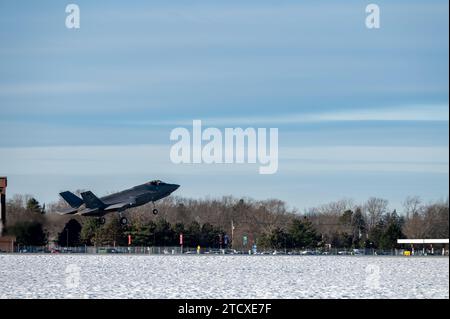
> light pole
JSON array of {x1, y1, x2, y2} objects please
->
[{"x1": 231, "y1": 220, "x2": 235, "y2": 250}]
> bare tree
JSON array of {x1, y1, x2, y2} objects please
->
[
  {"x1": 364, "y1": 197, "x2": 389, "y2": 231},
  {"x1": 305, "y1": 199, "x2": 355, "y2": 245},
  {"x1": 403, "y1": 211, "x2": 426, "y2": 239},
  {"x1": 403, "y1": 196, "x2": 422, "y2": 219},
  {"x1": 402, "y1": 196, "x2": 425, "y2": 238},
  {"x1": 422, "y1": 199, "x2": 449, "y2": 239}
]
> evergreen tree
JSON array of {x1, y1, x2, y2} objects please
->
[
  {"x1": 288, "y1": 218, "x2": 320, "y2": 249},
  {"x1": 80, "y1": 218, "x2": 101, "y2": 246},
  {"x1": 268, "y1": 228, "x2": 290, "y2": 250},
  {"x1": 368, "y1": 220, "x2": 384, "y2": 249},
  {"x1": 186, "y1": 221, "x2": 201, "y2": 247},
  {"x1": 256, "y1": 233, "x2": 271, "y2": 249},
  {"x1": 330, "y1": 231, "x2": 353, "y2": 249},
  {"x1": 367, "y1": 211, "x2": 404, "y2": 250},
  {"x1": 97, "y1": 217, "x2": 127, "y2": 246},
  {"x1": 10, "y1": 221, "x2": 47, "y2": 246},
  {"x1": 127, "y1": 220, "x2": 156, "y2": 246},
  {"x1": 379, "y1": 211, "x2": 404, "y2": 249},
  {"x1": 351, "y1": 208, "x2": 366, "y2": 248},
  {"x1": 154, "y1": 218, "x2": 175, "y2": 246},
  {"x1": 26, "y1": 198, "x2": 42, "y2": 214},
  {"x1": 57, "y1": 219, "x2": 82, "y2": 246},
  {"x1": 200, "y1": 223, "x2": 222, "y2": 248}
]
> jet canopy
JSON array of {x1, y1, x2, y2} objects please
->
[{"x1": 147, "y1": 180, "x2": 163, "y2": 186}]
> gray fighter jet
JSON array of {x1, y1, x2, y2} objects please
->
[{"x1": 58, "y1": 180, "x2": 179, "y2": 225}]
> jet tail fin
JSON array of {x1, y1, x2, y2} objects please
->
[
  {"x1": 59, "y1": 191, "x2": 83, "y2": 208},
  {"x1": 80, "y1": 191, "x2": 105, "y2": 209}
]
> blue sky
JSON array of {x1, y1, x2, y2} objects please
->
[{"x1": 0, "y1": 0, "x2": 448, "y2": 211}]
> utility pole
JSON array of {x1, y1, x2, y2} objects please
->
[{"x1": 231, "y1": 220, "x2": 235, "y2": 249}]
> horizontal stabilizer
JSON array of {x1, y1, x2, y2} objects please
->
[
  {"x1": 56, "y1": 207, "x2": 79, "y2": 215},
  {"x1": 59, "y1": 191, "x2": 83, "y2": 208},
  {"x1": 80, "y1": 191, "x2": 105, "y2": 209}
]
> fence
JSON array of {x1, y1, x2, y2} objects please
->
[{"x1": 4, "y1": 245, "x2": 449, "y2": 256}]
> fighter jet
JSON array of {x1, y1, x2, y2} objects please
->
[{"x1": 57, "y1": 180, "x2": 180, "y2": 225}]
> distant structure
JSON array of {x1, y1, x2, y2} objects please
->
[
  {"x1": 0, "y1": 177, "x2": 6, "y2": 236},
  {"x1": 397, "y1": 239, "x2": 449, "y2": 256},
  {"x1": 0, "y1": 177, "x2": 15, "y2": 252}
]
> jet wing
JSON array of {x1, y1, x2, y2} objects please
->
[
  {"x1": 104, "y1": 202, "x2": 130, "y2": 212},
  {"x1": 76, "y1": 202, "x2": 130, "y2": 215},
  {"x1": 77, "y1": 208, "x2": 100, "y2": 216},
  {"x1": 56, "y1": 207, "x2": 79, "y2": 215}
]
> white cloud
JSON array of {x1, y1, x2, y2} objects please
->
[{"x1": 0, "y1": 144, "x2": 447, "y2": 176}]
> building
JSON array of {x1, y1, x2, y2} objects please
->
[
  {"x1": 0, "y1": 236, "x2": 15, "y2": 253},
  {"x1": 397, "y1": 239, "x2": 449, "y2": 255},
  {"x1": 0, "y1": 176, "x2": 7, "y2": 236},
  {"x1": 0, "y1": 177, "x2": 16, "y2": 252}
]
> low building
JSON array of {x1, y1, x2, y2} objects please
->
[
  {"x1": 397, "y1": 239, "x2": 449, "y2": 255},
  {"x1": 0, "y1": 235, "x2": 15, "y2": 253}
]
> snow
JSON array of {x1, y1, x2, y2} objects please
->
[{"x1": 0, "y1": 255, "x2": 448, "y2": 299}]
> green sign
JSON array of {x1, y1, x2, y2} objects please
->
[{"x1": 243, "y1": 235, "x2": 248, "y2": 246}]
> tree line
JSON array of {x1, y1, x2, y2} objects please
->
[{"x1": 4, "y1": 194, "x2": 449, "y2": 250}]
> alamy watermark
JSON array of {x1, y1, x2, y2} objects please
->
[
  {"x1": 170, "y1": 120, "x2": 279, "y2": 174},
  {"x1": 365, "y1": 264, "x2": 381, "y2": 289},
  {"x1": 64, "y1": 4, "x2": 378, "y2": 30},
  {"x1": 65, "y1": 264, "x2": 81, "y2": 289},
  {"x1": 65, "y1": 4, "x2": 80, "y2": 29},
  {"x1": 366, "y1": 4, "x2": 380, "y2": 29}
]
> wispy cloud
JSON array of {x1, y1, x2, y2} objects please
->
[
  {"x1": 120, "y1": 104, "x2": 449, "y2": 126},
  {"x1": 0, "y1": 82, "x2": 112, "y2": 96},
  {"x1": 1, "y1": 144, "x2": 447, "y2": 176}
]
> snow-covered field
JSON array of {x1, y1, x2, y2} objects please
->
[{"x1": 0, "y1": 255, "x2": 448, "y2": 299}]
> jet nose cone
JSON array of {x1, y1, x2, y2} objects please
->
[{"x1": 170, "y1": 184, "x2": 180, "y2": 193}]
